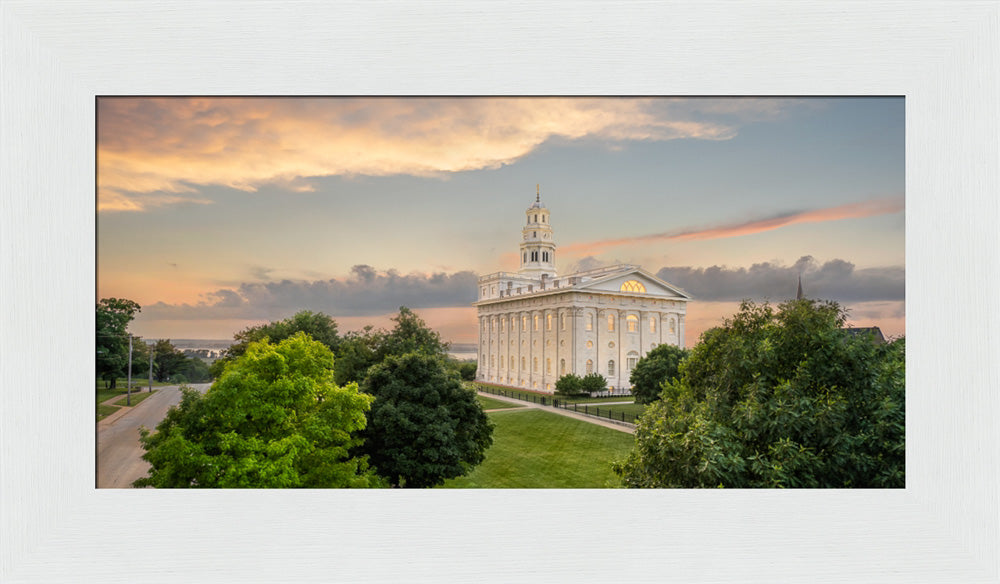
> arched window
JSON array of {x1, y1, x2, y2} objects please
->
[
  {"x1": 627, "y1": 351, "x2": 639, "y2": 371},
  {"x1": 626, "y1": 314, "x2": 638, "y2": 332},
  {"x1": 670, "y1": 317, "x2": 676, "y2": 333},
  {"x1": 561, "y1": 313, "x2": 567, "y2": 330},
  {"x1": 586, "y1": 341, "x2": 593, "y2": 349},
  {"x1": 650, "y1": 317, "x2": 656, "y2": 333},
  {"x1": 521, "y1": 356, "x2": 526, "y2": 370},
  {"x1": 620, "y1": 280, "x2": 646, "y2": 293},
  {"x1": 546, "y1": 358, "x2": 551, "y2": 373},
  {"x1": 533, "y1": 357, "x2": 538, "y2": 372},
  {"x1": 534, "y1": 314, "x2": 539, "y2": 331},
  {"x1": 500, "y1": 318, "x2": 505, "y2": 332},
  {"x1": 490, "y1": 355, "x2": 494, "y2": 367},
  {"x1": 546, "y1": 313, "x2": 552, "y2": 330},
  {"x1": 608, "y1": 360, "x2": 615, "y2": 376},
  {"x1": 510, "y1": 356, "x2": 515, "y2": 369},
  {"x1": 607, "y1": 314, "x2": 615, "y2": 332},
  {"x1": 522, "y1": 315, "x2": 527, "y2": 330},
  {"x1": 560, "y1": 358, "x2": 566, "y2": 375},
  {"x1": 586, "y1": 359, "x2": 594, "y2": 374},
  {"x1": 523, "y1": 252, "x2": 527, "y2": 263},
  {"x1": 586, "y1": 314, "x2": 593, "y2": 331}
]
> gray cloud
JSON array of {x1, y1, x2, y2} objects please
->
[
  {"x1": 656, "y1": 256, "x2": 904, "y2": 303},
  {"x1": 142, "y1": 265, "x2": 478, "y2": 321}
]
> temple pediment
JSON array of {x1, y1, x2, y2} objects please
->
[{"x1": 574, "y1": 267, "x2": 691, "y2": 300}]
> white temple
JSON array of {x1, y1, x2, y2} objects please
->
[{"x1": 474, "y1": 187, "x2": 692, "y2": 392}]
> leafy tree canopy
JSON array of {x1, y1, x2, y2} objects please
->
[
  {"x1": 615, "y1": 299, "x2": 904, "y2": 488},
  {"x1": 224, "y1": 310, "x2": 340, "y2": 361},
  {"x1": 554, "y1": 373, "x2": 584, "y2": 397},
  {"x1": 134, "y1": 333, "x2": 382, "y2": 488},
  {"x1": 96, "y1": 297, "x2": 141, "y2": 388},
  {"x1": 628, "y1": 343, "x2": 689, "y2": 404},
  {"x1": 358, "y1": 352, "x2": 493, "y2": 488},
  {"x1": 377, "y1": 306, "x2": 449, "y2": 360},
  {"x1": 579, "y1": 372, "x2": 608, "y2": 394},
  {"x1": 333, "y1": 307, "x2": 449, "y2": 386}
]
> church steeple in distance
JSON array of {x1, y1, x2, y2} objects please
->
[
  {"x1": 519, "y1": 185, "x2": 557, "y2": 279},
  {"x1": 796, "y1": 273, "x2": 804, "y2": 300}
]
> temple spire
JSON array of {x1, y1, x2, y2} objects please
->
[
  {"x1": 796, "y1": 274, "x2": 804, "y2": 300},
  {"x1": 536, "y1": 183, "x2": 540, "y2": 203}
]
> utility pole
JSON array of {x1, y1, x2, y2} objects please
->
[
  {"x1": 148, "y1": 340, "x2": 154, "y2": 392},
  {"x1": 126, "y1": 335, "x2": 133, "y2": 406}
]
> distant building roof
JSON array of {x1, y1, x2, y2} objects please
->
[{"x1": 843, "y1": 326, "x2": 886, "y2": 344}]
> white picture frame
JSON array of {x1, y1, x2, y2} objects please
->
[{"x1": 2, "y1": 1, "x2": 997, "y2": 582}]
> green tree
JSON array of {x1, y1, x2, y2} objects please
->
[
  {"x1": 358, "y1": 352, "x2": 493, "y2": 488},
  {"x1": 456, "y1": 362, "x2": 477, "y2": 381},
  {"x1": 333, "y1": 326, "x2": 385, "y2": 386},
  {"x1": 96, "y1": 297, "x2": 141, "y2": 389},
  {"x1": 376, "y1": 306, "x2": 449, "y2": 360},
  {"x1": 628, "y1": 344, "x2": 689, "y2": 404},
  {"x1": 152, "y1": 339, "x2": 189, "y2": 382},
  {"x1": 134, "y1": 333, "x2": 381, "y2": 488},
  {"x1": 614, "y1": 299, "x2": 905, "y2": 488},
  {"x1": 332, "y1": 307, "x2": 448, "y2": 386},
  {"x1": 177, "y1": 355, "x2": 212, "y2": 383},
  {"x1": 554, "y1": 373, "x2": 584, "y2": 397},
  {"x1": 579, "y1": 372, "x2": 608, "y2": 394},
  {"x1": 213, "y1": 311, "x2": 341, "y2": 377}
]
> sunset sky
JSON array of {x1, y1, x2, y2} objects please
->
[{"x1": 97, "y1": 97, "x2": 905, "y2": 346}]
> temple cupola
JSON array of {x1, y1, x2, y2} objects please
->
[{"x1": 519, "y1": 184, "x2": 557, "y2": 279}]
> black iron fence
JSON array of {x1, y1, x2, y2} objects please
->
[
  {"x1": 476, "y1": 383, "x2": 550, "y2": 406},
  {"x1": 551, "y1": 400, "x2": 640, "y2": 425},
  {"x1": 475, "y1": 383, "x2": 638, "y2": 427}
]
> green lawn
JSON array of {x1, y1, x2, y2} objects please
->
[
  {"x1": 96, "y1": 404, "x2": 119, "y2": 422},
  {"x1": 476, "y1": 395, "x2": 524, "y2": 410},
  {"x1": 96, "y1": 386, "x2": 158, "y2": 405},
  {"x1": 113, "y1": 390, "x2": 156, "y2": 407},
  {"x1": 561, "y1": 401, "x2": 648, "y2": 420},
  {"x1": 557, "y1": 394, "x2": 636, "y2": 404},
  {"x1": 440, "y1": 409, "x2": 634, "y2": 488},
  {"x1": 96, "y1": 378, "x2": 172, "y2": 392}
]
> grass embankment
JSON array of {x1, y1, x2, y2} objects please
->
[
  {"x1": 96, "y1": 381, "x2": 163, "y2": 422},
  {"x1": 440, "y1": 409, "x2": 634, "y2": 488},
  {"x1": 474, "y1": 383, "x2": 635, "y2": 405},
  {"x1": 475, "y1": 395, "x2": 524, "y2": 410}
]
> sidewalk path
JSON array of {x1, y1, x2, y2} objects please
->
[{"x1": 477, "y1": 392, "x2": 635, "y2": 434}]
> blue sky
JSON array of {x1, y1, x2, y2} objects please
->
[{"x1": 97, "y1": 97, "x2": 904, "y2": 344}]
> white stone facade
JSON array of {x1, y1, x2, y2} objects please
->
[{"x1": 474, "y1": 192, "x2": 692, "y2": 393}]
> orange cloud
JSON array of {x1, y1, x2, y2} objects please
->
[
  {"x1": 97, "y1": 97, "x2": 802, "y2": 212},
  {"x1": 560, "y1": 196, "x2": 905, "y2": 256}
]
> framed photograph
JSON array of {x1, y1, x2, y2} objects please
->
[{"x1": 2, "y1": 1, "x2": 997, "y2": 582}]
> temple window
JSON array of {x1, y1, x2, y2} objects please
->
[{"x1": 620, "y1": 280, "x2": 646, "y2": 293}]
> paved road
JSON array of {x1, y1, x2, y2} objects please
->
[{"x1": 96, "y1": 383, "x2": 211, "y2": 488}]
